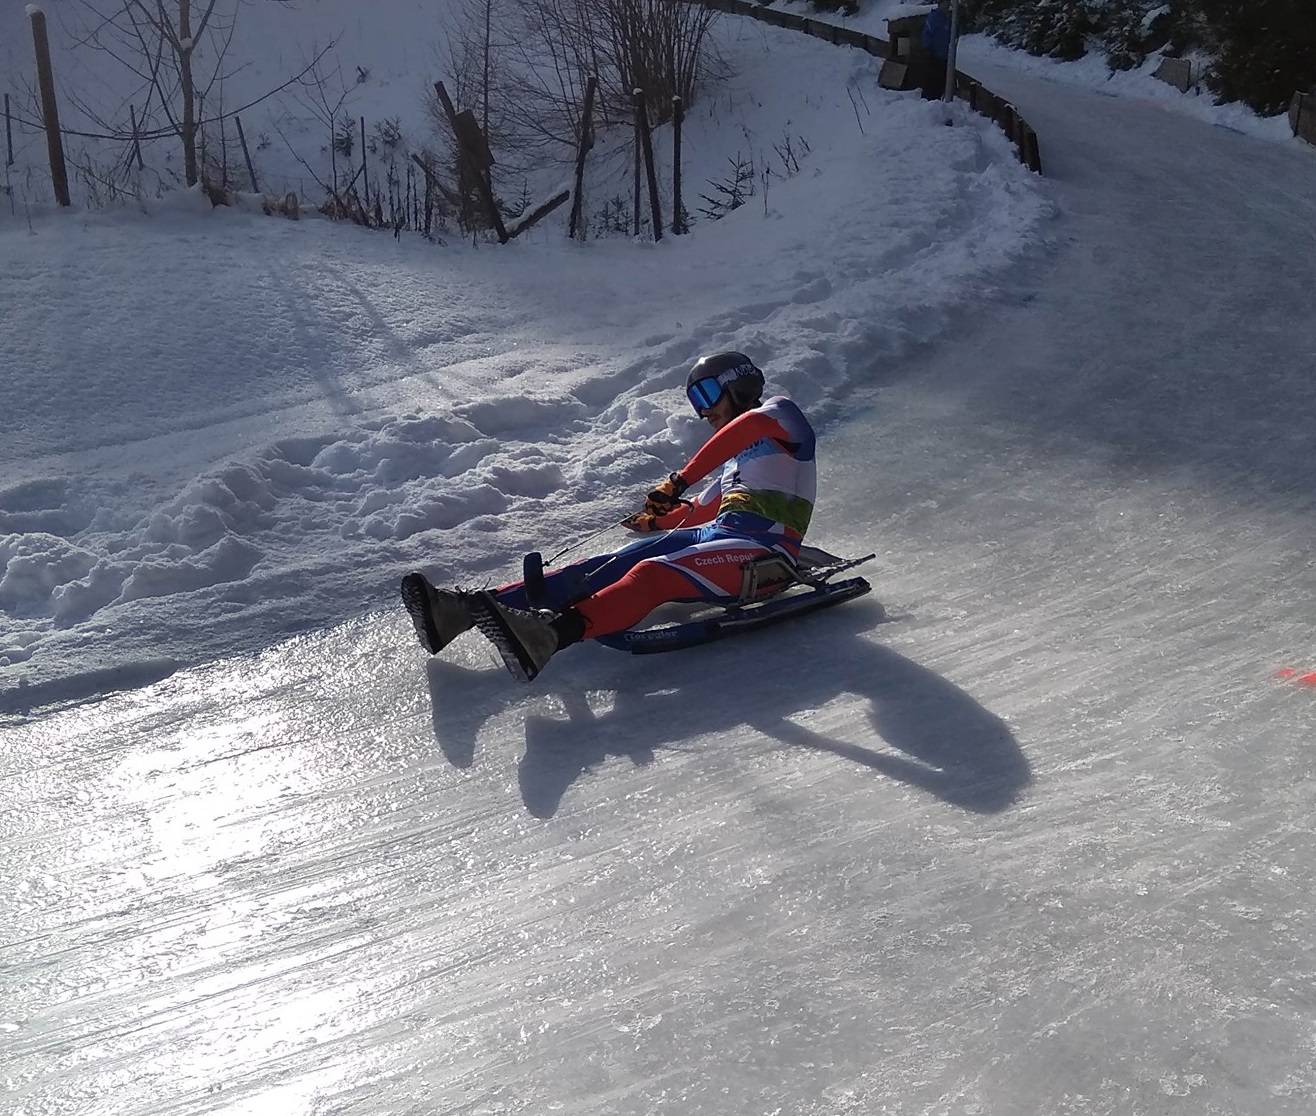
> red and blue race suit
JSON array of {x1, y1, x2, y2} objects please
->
[{"x1": 496, "y1": 395, "x2": 817, "y2": 637}]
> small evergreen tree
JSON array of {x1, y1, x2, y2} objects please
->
[
  {"x1": 1103, "y1": 0, "x2": 1150, "y2": 72},
  {"x1": 1021, "y1": 0, "x2": 1091, "y2": 60},
  {"x1": 333, "y1": 117, "x2": 356, "y2": 160},
  {"x1": 969, "y1": 0, "x2": 1091, "y2": 60},
  {"x1": 698, "y1": 152, "x2": 755, "y2": 221}
]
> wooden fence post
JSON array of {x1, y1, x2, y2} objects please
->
[
  {"x1": 569, "y1": 76, "x2": 597, "y2": 240},
  {"x1": 234, "y1": 114, "x2": 258, "y2": 191},
  {"x1": 632, "y1": 92, "x2": 642, "y2": 237},
  {"x1": 29, "y1": 7, "x2": 70, "y2": 206},
  {"x1": 508, "y1": 188, "x2": 570, "y2": 240},
  {"x1": 634, "y1": 90, "x2": 663, "y2": 242},
  {"x1": 672, "y1": 95, "x2": 685, "y2": 234},
  {"x1": 434, "y1": 80, "x2": 507, "y2": 242}
]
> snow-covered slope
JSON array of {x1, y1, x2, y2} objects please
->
[{"x1": 1, "y1": 12, "x2": 1046, "y2": 701}]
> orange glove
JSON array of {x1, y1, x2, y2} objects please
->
[
  {"x1": 643, "y1": 472, "x2": 688, "y2": 517},
  {"x1": 622, "y1": 511, "x2": 661, "y2": 533}
]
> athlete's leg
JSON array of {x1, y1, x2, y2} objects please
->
[
  {"x1": 573, "y1": 533, "x2": 782, "y2": 637},
  {"x1": 493, "y1": 529, "x2": 705, "y2": 611}
]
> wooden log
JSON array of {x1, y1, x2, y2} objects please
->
[
  {"x1": 434, "y1": 80, "x2": 507, "y2": 242},
  {"x1": 453, "y1": 109, "x2": 494, "y2": 170},
  {"x1": 508, "y1": 188, "x2": 570, "y2": 240}
]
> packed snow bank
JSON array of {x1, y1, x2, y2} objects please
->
[
  {"x1": 828, "y1": 0, "x2": 1296, "y2": 144},
  {"x1": 956, "y1": 35, "x2": 1295, "y2": 143},
  {"x1": 0, "y1": 15, "x2": 1049, "y2": 700}
]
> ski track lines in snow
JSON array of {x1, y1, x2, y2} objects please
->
[{"x1": 0, "y1": 20, "x2": 1051, "y2": 702}]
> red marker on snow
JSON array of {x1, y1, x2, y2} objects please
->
[{"x1": 1275, "y1": 668, "x2": 1316, "y2": 687}]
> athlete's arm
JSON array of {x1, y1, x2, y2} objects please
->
[
  {"x1": 651, "y1": 476, "x2": 721, "y2": 529},
  {"x1": 676, "y1": 410, "x2": 793, "y2": 486}
]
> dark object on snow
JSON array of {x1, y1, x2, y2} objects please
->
[
  {"x1": 1153, "y1": 55, "x2": 1195, "y2": 93},
  {"x1": 922, "y1": 4, "x2": 953, "y2": 61},
  {"x1": 1291, "y1": 92, "x2": 1316, "y2": 146}
]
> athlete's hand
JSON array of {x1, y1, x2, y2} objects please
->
[
  {"x1": 622, "y1": 511, "x2": 660, "y2": 533},
  {"x1": 643, "y1": 472, "x2": 688, "y2": 517}
]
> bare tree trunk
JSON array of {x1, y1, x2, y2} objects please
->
[
  {"x1": 482, "y1": 1, "x2": 492, "y2": 130},
  {"x1": 482, "y1": 0, "x2": 492, "y2": 197},
  {"x1": 568, "y1": 74, "x2": 596, "y2": 239},
  {"x1": 636, "y1": 89, "x2": 662, "y2": 242},
  {"x1": 179, "y1": 0, "x2": 198, "y2": 185}
]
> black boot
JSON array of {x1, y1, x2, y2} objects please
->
[
  {"x1": 469, "y1": 597, "x2": 587, "y2": 682},
  {"x1": 550, "y1": 608, "x2": 587, "y2": 650},
  {"x1": 400, "y1": 573, "x2": 474, "y2": 654}
]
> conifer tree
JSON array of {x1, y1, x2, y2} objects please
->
[
  {"x1": 1103, "y1": 0, "x2": 1149, "y2": 71},
  {"x1": 1198, "y1": 0, "x2": 1316, "y2": 114}
]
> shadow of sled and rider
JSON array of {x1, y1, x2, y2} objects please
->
[{"x1": 423, "y1": 602, "x2": 1031, "y2": 820}]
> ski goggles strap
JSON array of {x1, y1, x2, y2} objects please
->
[{"x1": 687, "y1": 376, "x2": 724, "y2": 413}]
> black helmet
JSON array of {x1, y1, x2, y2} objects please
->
[{"x1": 685, "y1": 352, "x2": 765, "y2": 415}]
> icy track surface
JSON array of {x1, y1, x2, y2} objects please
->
[{"x1": 5, "y1": 57, "x2": 1316, "y2": 1116}]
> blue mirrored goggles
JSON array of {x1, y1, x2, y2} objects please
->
[{"x1": 687, "y1": 376, "x2": 725, "y2": 413}]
